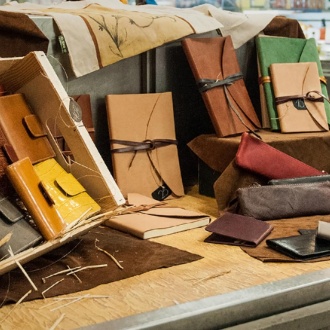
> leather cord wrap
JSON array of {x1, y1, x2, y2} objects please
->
[
  {"x1": 110, "y1": 139, "x2": 178, "y2": 153},
  {"x1": 275, "y1": 91, "x2": 325, "y2": 105},
  {"x1": 197, "y1": 72, "x2": 243, "y2": 93}
]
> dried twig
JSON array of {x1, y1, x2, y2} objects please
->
[
  {"x1": 7, "y1": 246, "x2": 38, "y2": 291},
  {"x1": 94, "y1": 239, "x2": 123, "y2": 270},
  {"x1": 42, "y1": 279, "x2": 64, "y2": 299},
  {"x1": 42, "y1": 266, "x2": 81, "y2": 283},
  {"x1": 66, "y1": 265, "x2": 82, "y2": 283},
  {"x1": 66, "y1": 264, "x2": 108, "y2": 276},
  {"x1": 192, "y1": 270, "x2": 231, "y2": 285},
  {"x1": 48, "y1": 313, "x2": 65, "y2": 330}
]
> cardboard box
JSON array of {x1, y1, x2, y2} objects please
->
[{"x1": 0, "y1": 51, "x2": 125, "y2": 275}]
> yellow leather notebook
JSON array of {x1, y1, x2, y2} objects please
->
[{"x1": 270, "y1": 62, "x2": 329, "y2": 133}]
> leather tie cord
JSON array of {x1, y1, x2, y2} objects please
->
[
  {"x1": 110, "y1": 139, "x2": 178, "y2": 153},
  {"x1": 275, "y1": 91, "x2": 325, "y2": 105},
  {"x1": 197, "y1": 72, "x2": 244, "y2": 93}
]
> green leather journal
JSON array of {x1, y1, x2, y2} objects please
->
[{"x1": 256, "y1": 36, "x2": 330, "y2": 131}]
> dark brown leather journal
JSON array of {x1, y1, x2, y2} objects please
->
[
  {"x1": 181, "y1": 36, "x2": 261, "y2": 137},
  {"x1": 204, "y1": 212, "x2": 273, "y2": 247}
]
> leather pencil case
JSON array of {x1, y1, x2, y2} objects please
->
[
  {"x1": 5, "y1": 157, "x2": 67, "y2": 240},
  {"x1": 235, "y1": 132, "x2": 324, "y2": 179},
  {"x1": 0, "y1": 196, "x2": 43, "y2": 259},
  {"x1": 237, "y1": 181, "x2": 330, "y2": 220},
  {"x1": 33, "y1": 158, "x2": 101, "y2": 225},
  {"x1": 204, "y1": 212, "x2": 273, "y2": 247},
  {"x1": 0, "y1": 93, "x2": 55, "y2": 164}
]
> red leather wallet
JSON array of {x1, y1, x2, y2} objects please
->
[{"x1": 235, "y1": 132, "x2": 324, "y2": 179}]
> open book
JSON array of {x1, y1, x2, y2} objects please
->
[{"x1": 105, "y1": 194, "x2": 211, "y2": 239}]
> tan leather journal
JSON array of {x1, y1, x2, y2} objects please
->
[
  {"x1": 6, "y1": 157, "x2": 66, "y2": 240},
  {"x1": 270, "y1": 62, "x2": 329, "y2": 133},
  {"x1": 0, "y1": 93, "x2": 55, "y2": 164},
  {"x1": 106, "y1": 92, "x2": 184, "y2": 200},
  {"x1": 181, "y1": 36, "x2": 261, "y2": 137}
]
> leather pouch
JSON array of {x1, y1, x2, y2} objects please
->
[
  {"x1": 237, "y1": 181, "x2": 330, "y2": 220},
  {"x1": 0, "y1": 93, "x2": 55, "y2": 164},
  {"x1": 0, "y1": 196, "x2": 42, "y2": 259},
  {"x1": 33, "y1": 158, "x2": 101, "y2": 225},
  {"x1": 270, "y1": 62, "x2": 328, "y2": 133},
  {"x1": 235, "y1": 132, "x2": 324, "y2": 179},
  {"x1": 266, "y1": 232, "x2": 330, "y2": 260},
  {"x1": 256, "y1": 36, "x2": 330, "y2": 130},
  {"x1": 5, "y1": 157, "x2": 67, "y2": 240},
  {"x1": 106, "y1": 92, "x2": 184, "y2": 199},
  {"x1": 182, "y1": 36, "x2": 260, "y2": 137},
  {"x1": 204, "y1": 212, "x2": 273, "y2": 247},
  {"x1": 268, "y1": 174, "x2": 330, "y2": 185}
]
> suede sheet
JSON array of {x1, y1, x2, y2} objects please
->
[
  {"x1": 0, "y1": 226, "x2": 202, "y2": 306},
  {"x1": 0, "y1": 11, "x2": 49, "y2": 57}
]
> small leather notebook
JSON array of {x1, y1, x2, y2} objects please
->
[
  {"x1": 6, "y1": 157, "x2": 67, "y2": 240},
  {"x1": 182, "y1": 36, "x2": 260, "y2": 137},
  {"x1": 0, "y1": 93, "x2": 55, "y2": 164},
  {"x1": 204, "y1": 212, "x2": 273, "y2": 247},
  {"x1": 270, "y1": 62, "x2": 328, "y2": 133}
]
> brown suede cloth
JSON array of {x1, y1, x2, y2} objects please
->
[
  {"x1": 0, "y1": 11, "x2": 49, "y2": 57},
  {"x1": 263, "y1": 15, "x2": 306, "y2": 39},
  {"x1": 0, "y1": 226, "x2": 202, "y2": 306},
  {"x1": 241, "y1": 215, "x2": 330, "y2": 262},
  {"x1": 188, "y1": 130, "x2": 330, "y2": 210}
]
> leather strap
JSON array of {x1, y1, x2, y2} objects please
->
[
  {"x1": 275, "y1": 91, "x2": 325, "y2": 105},
  {"x1": 197, "y1": 72, "x2": 243, "y2": 93},
  {"x1": 110, "y1": 139, "x2": 178, "y2": 153}
]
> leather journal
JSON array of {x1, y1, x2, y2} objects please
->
[
  {"x1": 105, "y1": 92, "x2": 184, "y2": 200},
  {"x1": 270, "y1": 62, "x2": 328, "y2": 133},
  {"x1": 235, "y1": 132, "x2": 324, "y2": 179},
  {"x1": 0, "y1": 93, "x2": 55, "y2": 164},
  {"x1": 204, "y1": 212, "x2": 273, "y2": 247},
  {"x1": 5, "y1": 157, "x2": 67, "y2": 240},
  {"x1": 181, "y1": 36, "x2": 261, "y2": 137},
  {"x1": 256, "y1": 36, "x2": 330, "y2": 131},
  {"x1": 33, "y1": 158, "x2": 101, "y2": 225},
  {"x1": 0, "y1": 196, "x2": 42, "y2": 259}
]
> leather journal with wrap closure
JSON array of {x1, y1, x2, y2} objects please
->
[
  {"x1": 181, "y1": 36, "x2": 261, "y2": 137},
  {"x1": 6, "y1": 157, "x2": 67, "y2": 240},
  {"x1": 270, "y1": 62, "x2": 328, "y2": 133},
  {"x1": 235, "y1": 132, "x2": 325, "y2": 179},
  {"x1": 0, "y1": 93, "x2": 55, "y2": 164},
  {"x1": 256, "y1": 36, "x2": 330, "y2": 131},
  {"x1": 105, "y1": 92, "x2": 184, "y2": 200}
]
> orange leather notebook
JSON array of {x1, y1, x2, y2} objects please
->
[
  {"x1": 182, "y1": 36, "x2": 261, "y2": 137},
  {"x1": 270, "y1": 62, "x2": 329, "y2": 133}
]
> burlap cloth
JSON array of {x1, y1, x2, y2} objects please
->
[{"x1": 0, "y1": 226, "x2": 202, "y2": 306}]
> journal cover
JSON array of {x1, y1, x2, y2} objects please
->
[
  {"x1": 5, "y1": 157, "x2": 67, "y2": 240},
  {"x1": 204, "y1": 212, "x2": 273, "y2": 247},
  {"x1": 256, "y1": 36, "x2": 330, "y2": 131},
  {"x1": 106, "y1": 92, "x2": 184, "y2": 199},
  {"x1": 270, "y1": 62, "x2": 328, "y2": 133},
  {"x1": 181, "y1": 36, "x2": 261, "y2": 137},
  {"x1": 0, "y1": 93, "x2": 55, "y2": 164}
]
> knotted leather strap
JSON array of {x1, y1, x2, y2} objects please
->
[
  {"x1": 275, "y1": 91, "x2": 325, "y2": 105},
  {"x1": 110, "y1": 139, "x2": 178, "y2": 153},
  {"x1": 197, "y1": 72, "x2": 243, "y2": 93}
]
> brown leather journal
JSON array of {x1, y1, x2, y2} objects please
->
[
  {"x1": 106, "y1": 92, "x2": 184, "y2": 200},
  {"x1": 5, "y1": 157, "x2": 67, "y2": 240},
  {"x1": 0, "y1": 93, "x2": 55, "y2": 164},
  {"x1": 205, "y1": 212, "x2": 273, "y2": 247},
  {"x1": 270, "y1": 62, "x2": 329, "y2": 133},
  {"x1": 181, "y1": 36, "x2": 261, "y2": 137}
]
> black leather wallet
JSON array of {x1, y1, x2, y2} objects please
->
[
  {"x1": 266, "y1": 233, "x2": 330, "y2": 260},
  {"x1": 205, "y1": 212, "x2": 273, "y2": 247},
  {"x1": 0, "y1": 196, "x2": 43, "y2": 260}
]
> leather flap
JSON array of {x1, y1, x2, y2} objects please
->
[
  {"x1": 23, "y1": 114, "x2": 47, "y2": 138},
  {"x1": 0, "y1": 197, "x2": 23, "y2": 223},
  {"x1": 2, "y1": 144, "x2": 18, "y2": 163},
  {"x1": 55, "y1": 172, "x2": 86, "y2": 197}
]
